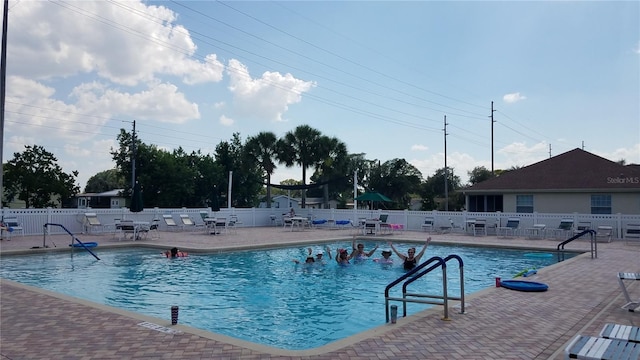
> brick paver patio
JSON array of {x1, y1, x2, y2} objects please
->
[{"x1": 1, "y1": 226, "x2": 638, "y2": 359}]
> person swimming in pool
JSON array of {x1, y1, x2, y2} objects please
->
[
  {"x1": 351, "y1": 239, "x2": 378, "y2": 261},
  {"x1": 388, "y1": 237, "x2": 431, "y2": 270},
  {"x1": 325, "y1": 246, "x2": 352, "y2": 265},
  {"x1": 373, "y1": 250, "x2": 394, "y2": 264},
  {"x1": 293, "y1": 247, "x2": 316, "y2": 264},
  {"x1": 164, "y1": 247, "x2": 188, "y2": 258}
]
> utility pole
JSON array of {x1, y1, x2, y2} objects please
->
[
  {"x1": 549, "y1": 144, "x2": 552, "y2": 158},
  {"x1": 1, "y1": 0, "x2": 8, "y2": 223},
  {"x1": 444, "y1": 115, "x2": 449, "y2": 211},
  {"x1": 490, "y1": 101, "x2": 495, "y2": 174},
  {"x1": 131, "y1": 120, "x2": 136, "y2": 188}
]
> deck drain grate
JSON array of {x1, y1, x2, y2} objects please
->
[{"x1": 138, "y1": 321, "x2": 182, "y2": 334}]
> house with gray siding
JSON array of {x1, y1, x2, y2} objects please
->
[{"x1": 463, "y1": 148, "x2": 640, "y2": 214}]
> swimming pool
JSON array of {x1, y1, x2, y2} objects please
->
[{"x1": 0, "y1": 242, "x2": 573, "y2": 350}]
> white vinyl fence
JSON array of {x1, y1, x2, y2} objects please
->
[{"x1": 2, "y1": 207, "x2": 639, "y2": 240}]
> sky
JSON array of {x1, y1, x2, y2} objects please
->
[{"x1": 2, "y1": 0, "x2": 639, "y2": 192}]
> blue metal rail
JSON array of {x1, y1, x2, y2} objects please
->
[{"x1": 43, "y1": 223, "x2": 100, "y2": 260}]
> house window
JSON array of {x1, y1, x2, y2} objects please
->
[
  {"x1": 111, "y1": 199, "x2": 120, "y2": 207},
  {"x1": 516, "y1": 195, "x2": 534, "y2": 213},
  {"x1": 591, "y1": 195, "x2": 611, "y2": 214}
]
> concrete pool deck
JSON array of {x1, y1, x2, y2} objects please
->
[{"x1": 1, "y1": 226, "x2": 639, "y2": 359}]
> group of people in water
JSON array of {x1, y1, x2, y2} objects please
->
[
  {"x1": 165, "y1": 237, "x2": 433, "y2": 268},
  {"x1": 293, "y1": 237, "x2": 432, "y2": 270}
]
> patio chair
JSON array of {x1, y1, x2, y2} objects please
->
[
  {"x1": 573, "y1": 221, "x2": 592, "y2": 236},
  {"x1": 421, "y1": 217, "x2": 435, "y2": 233},
  {"x1": 162, "y1": 214, "x2": 179, "y2": 231},
  {"x1": 624, "y1": 224, "x2": 640, "y2": 245},
  {"x1": 379, "y1": 214, "x2": 392, "y2": 234},
  {"x1": 599, "y1": 323, "x2": 640, "y2": 343},
  {"x1": 618, "y1": 272, "x2": 640, "y2": 312},
  {"x1": 226, "y1": 215, "x2": 241, "y2": 234},
  {"x1": 179, "y1": 214, "x2": 203, "y2": 231},
  {"x1": 138, "y1": 219, "x2": 160, "y2": 240},
  {"x1": 524, "y1": 224, "x2": 546, "y2": 239},
  {"x1": 549, "y1": 218, "x2": 574, "y2": 240},
  {"x1": 595, "y1": 225, "x2": 613, "y2": 243},
  {"x1": 116, "y1": 220, "x2": 136, "y2": 241},
  {"x1": 565, "y1": 334, "x2": 639, "y2": 360},
  {"x1": 472, "y1": 219, "x2": 487, "y2": 236},
  {"x1": 440, "y1": 218, "x2": 463, "y2": 234},
  {"x1": 84, "y1": 213, "x2": 104, "y2": 234},
  {"x1": 497, "y1": 218, "x2": 520, "y2": 238},
  {"x1": 214, "y1": 217, "x2": 228, "y2": 234},
  {"x1": 283, "y1": 216, "x2": 294, "y2": 231},
  {"x1": 363, "y1": 220, "x2": 379, "y2": 235},
  {"x1": 2, "y1": 217, "x2": 24, "y2": 240}
]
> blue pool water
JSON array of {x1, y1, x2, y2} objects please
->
[{"x1": 0, "y1": 242, "x2": 574, "y2": 350}]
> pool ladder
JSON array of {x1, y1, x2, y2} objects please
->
[{"x1": 384, "y1": 254, "x2": 464, "y2": 322}]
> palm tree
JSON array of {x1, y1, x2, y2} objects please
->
[
  {"x1": 277, "y1": 125, "x2": 323, "y2": 208},
  {"x1": 245, "y1": 132, "x2": 279, "y2": 208},
  {"x1": 312, "y1": 136, "x2": 349, "y2": 207}
]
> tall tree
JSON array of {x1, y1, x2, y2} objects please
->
[
  {"x1": 309, "y1": 136, "x2": 349, "y2": 208},
  {"x1": 420, "y1": 167, "x2": 463, "y2": 210},
  {"x1": 368, "y1": 158, "x2": 423, "y2": 209},
  {"x1": 468, "y1": 166, "x2": 494, "y2": 185},
  {"x1": 277, "y1": 125, "x2": 324, "y2": 208},
  {"x1": 245, "y1": 132, "x2": 279, "y2": 208},
  {"x1": 215, "y1": 133, "x2": 262, "y2": 208},
  {"x1": 4, "y1": 145, "x2": 79, "y2": 208},
  {"x1": 84, "y1": 169, "x2": 125, "y2": 193}
]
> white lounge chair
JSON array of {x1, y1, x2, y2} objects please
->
[
  {"x1": 618, "y1": 272, "x2": 640, "y2": 312},
  {"x1": 162, "y1": 214, "x2": 179, "y2": 231},
  {"x1": 84, "y1": 213, "x2": 104, "y2": 234},
  {"x1": 624, "y1": 224, "x2": 640, "y2": 245},
  {"x1": 599, "y1": 323, "x2": 640, "y2": 343},
  {"x1": 564, "y1": 334, "x2": 639, "y2": 360},
  {"x1": 179, "y1": 214, "x2": 203, "y2": 231},
  {"x1": 525, "y1": 224, "x2": 546, "y2": 239},
  {"x1": 497, "y1": 218, "x2": 520, "y2": 238},
  {"x1": 574, "y1": 221, "x2": 592, "y2": 236},
  {"x1": 595, "y1": 225, "x2": 613, "y2": 243},
  {"x1": 549, "y1": 218, "x2": 574, "y2": 240}
]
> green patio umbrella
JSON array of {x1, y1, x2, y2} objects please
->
[
  {"x1": 354, "y1": 192, "x2": 392, "y2": 210},
  {"x1": 130, "y1": 182, "x2": 144, "y2": 213}
]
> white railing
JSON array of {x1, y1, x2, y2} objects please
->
[{"x1": 2, "y1": 207, "x2": 639, "y2": 239}]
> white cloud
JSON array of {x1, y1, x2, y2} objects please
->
[
  {"x1": 598, "y1": 144, "x2": 640, "y2": 164},
  {"x1": 220, "y1": 115, "x2": 234, "y2": 126},
  {"x1": 9, "y1": 1, "x2": 223, "y2": 86},
  {"x1": 69, "y1": 81, "x2": 200, "y2": 124},
  {"x1": 503, "y1": 92, "x2": 527, "y2": 104},
  {"x1": 411, "y1": 144, "x2": 428, "y2": 151},
  {"x1": 634, "y1": 41, "x2": 640, "y2": 54},
  {"x1": 226, "y1": 59, "x2": 316, "y2": 122},
  {"x1": 497, "y1": 142, "x2": 549, "y2": 168}
]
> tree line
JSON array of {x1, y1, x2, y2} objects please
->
[{"x1": 3, "y1": 125, "x2": 503, "y2": 210}]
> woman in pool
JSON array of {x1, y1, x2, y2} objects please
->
[
  {"x1": 325, "y1": 246, "x2": 352, "y2": 265},
  {"x1": 293, "y1": 248, "x2": 316, "y2": 264},
  {"x1": 388, "y1": 237, "x2": 431, "y2": 270},
  {"x1": 373, "y1": 250, "x2": 394, "y2": 264},
  {"x1": 351, "y1": 239, "x2": 378, "y2": 260},
  {"x1": 164, "y1": 247, "x2": 188, "y2": 258}
]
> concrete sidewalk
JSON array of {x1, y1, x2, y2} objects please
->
[{"x1": 1, "y1": 226, "x2": 639, "y2": 359}]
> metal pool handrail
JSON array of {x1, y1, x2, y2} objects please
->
[
  {"x1": 43, "y1": 223, "x2": 100, "y2": 260},
  {"x1": 384, "y1": 254, "x2": 464, "y2": 322}
]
